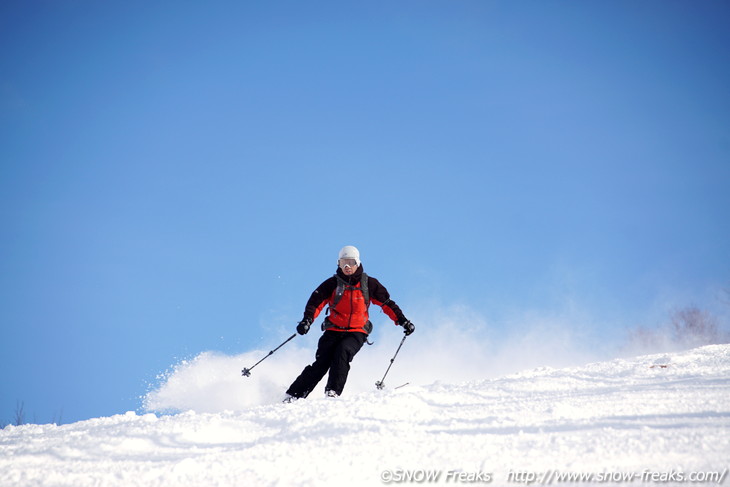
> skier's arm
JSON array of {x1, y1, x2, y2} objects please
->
[
  {"x1": 303, "y1": 277, "x2": 337, "y2": 322},
  {"x1": 368, "y1": 277, "x2": 408, "y2": 325}
]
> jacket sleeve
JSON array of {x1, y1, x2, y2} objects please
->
[
  {"x1": 368, "y1": 276, "x2": 407, "y2": 325},
  {"x1": 303, "y1": 276, "x2": 337, "y2": 322}
]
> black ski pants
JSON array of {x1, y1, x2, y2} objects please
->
[{"x1": 286, "y1": 330, "x2": 367, "y2": 398}]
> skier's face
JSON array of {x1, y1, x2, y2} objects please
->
[{"x1": 339, "y1": 259, "x2": 358, "y2": 275}]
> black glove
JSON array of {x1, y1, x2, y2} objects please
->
[
  {"x1": 296, "y1": 318, "x2": 312, "y2": 335},
  {"x1": 400, "y1": 319, "x2": 415, "y2": 336}
]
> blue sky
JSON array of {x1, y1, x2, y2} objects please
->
[{"x1": 1, "y1": 1, "x2": 729, "y2": 424}]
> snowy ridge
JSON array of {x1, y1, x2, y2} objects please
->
[{"x1": 2, "y1": 345, "x2": 729, "y2": 486}]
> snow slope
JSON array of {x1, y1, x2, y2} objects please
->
[{"x1": 1, "y1": 345, "x2": 728, "y2": 486}]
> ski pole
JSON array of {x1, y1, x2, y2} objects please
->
[
  {"x1": 375, "y1": 335, "x2": 407, "y2": 390},
  {"x1": 242, "y1": 333, "x2": 296, "y2": 377}
]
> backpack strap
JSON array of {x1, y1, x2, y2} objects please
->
[
  {"x1": 361, "y1": 272, "x2": 370, "y2": 307},
  {"x1": 331, "y1": 272, "x2": 370, "y2": 308}
]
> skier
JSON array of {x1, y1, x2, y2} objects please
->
[{"x1": 284, "y1": 245, "x2": 415, "y2": 401}]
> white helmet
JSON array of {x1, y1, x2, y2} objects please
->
[{"x1": 338, "y1": 245, "x2": 361, "y2": 266}]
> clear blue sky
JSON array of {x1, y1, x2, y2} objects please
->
[{"x1": 2, "y1": 1, "x2": 729, "y2": 424}]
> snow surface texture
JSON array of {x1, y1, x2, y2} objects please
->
[{"x1": 2, "y1": 345, "x2": 728, "y2": 486}]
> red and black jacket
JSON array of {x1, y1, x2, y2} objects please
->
[{"x1": 303, "y1": 265, "x2": 406, "y2": 335}]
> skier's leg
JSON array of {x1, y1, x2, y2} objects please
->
[
  {"x1": 286, "y1": 331, "x2": 338, "y2": 398},
  {"x1": 325, "y1": 332, "x2": 367, "y2": 396}
]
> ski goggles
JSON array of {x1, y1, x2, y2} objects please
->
[{"x1": 339, "y1": 258, "x2": 358, "y2": 269}]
